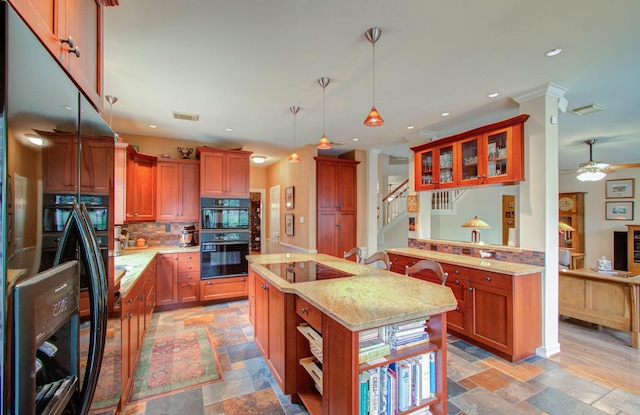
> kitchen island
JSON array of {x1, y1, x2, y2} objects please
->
[{"x1": 247, "y1": 253, "x2": 457, "y2": 415}]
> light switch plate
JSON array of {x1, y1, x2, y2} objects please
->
[{"x1": 299, "y1": 216, "x2": 304, "y2": 224}]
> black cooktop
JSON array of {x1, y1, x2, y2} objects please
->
[{"x1": 263, "y1": 261, "x2": 353, "y2": 283}]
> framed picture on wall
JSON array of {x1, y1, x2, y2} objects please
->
[
  {"x1": 606, "y1": 178, "x2": 634, "y2": 198},
  {"x1": 407, "y1": 195, "x2": 419, "y2": 212},
  {"x1": 285, "y1": 213, "x2": 294, "y2": 235},
  {"x1": 605, "y1": 201, "x2": 634, "y2": 220},
  {"x1": 408, "y1": 216, "x2": 416, "y2": 232},
  {"x1": 285, "y1": 186, "x2": 295, "y2": 209}
]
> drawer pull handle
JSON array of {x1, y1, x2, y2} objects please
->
[
  {"x1": 468, "y1": 287, "x2": 473, "y2": 291},
  {"x1": 301, "y1": 307, "x2": 308, "y2": 314},
  {"x1": 207, "y1": 281, "x2": 212, "y2": 285},
  {"x1": 455, "y1": 269, "x2": 460, "y2": 274},
  {"x1": 485, "y1": 276, "x2": 492, "y2": 281},
  {"x1": 455, "y1": 279, "x2": 459, "y2": 284},
  {"x1": 127, "y1": 299, "x2": 133, "y2": 303}
]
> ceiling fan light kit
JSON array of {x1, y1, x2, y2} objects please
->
[{"x1": 576, "y1": 139, "x2": 609, "y2": 181}]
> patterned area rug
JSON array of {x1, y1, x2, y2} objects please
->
[{"x1": 130, "y1": 325, "x2": 223, "y2": 402}]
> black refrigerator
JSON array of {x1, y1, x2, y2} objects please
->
[{"x1": 1, "y1": 3, "x2": 115, "y2": 414}]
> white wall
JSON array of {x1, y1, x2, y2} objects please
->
[
  {"x1": 430, "y1": 185, "x2": 519, "y2": 245},
  {"x1": 559, "y1": 167, "x2": 640, "y2": 269}
]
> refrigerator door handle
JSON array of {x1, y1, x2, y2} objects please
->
[{"x1": 55, "y1": 201, "x2": 107, "y2": 415}]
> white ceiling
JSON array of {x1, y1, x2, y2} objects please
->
[{"x1": 103, "y1": 0, "x2": 640, "y2": 172}]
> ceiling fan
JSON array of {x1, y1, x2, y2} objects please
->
[{"x1": 573, "y1": 139, "x2": 640, "y2": 181}]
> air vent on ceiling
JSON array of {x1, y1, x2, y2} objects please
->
[
  {"x1": 569, "y1": 103, "x2": 605, "y2": 116},
  {"x1": 330, "y1": 141, "x2": 345, "y2": 146},
  {"x1": 172, "y1": 111, "x2": 200, "y2": 121},
  {"x1": 389, "y1": 156, "x2": 409, "y2": 165}
]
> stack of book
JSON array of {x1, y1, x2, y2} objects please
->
[
  {"x1": 359, "y1": 327, "x2": 391, "y2": 363},
  {"x1": 388, "y1": 318, "x2": 429, "y2": 350}
]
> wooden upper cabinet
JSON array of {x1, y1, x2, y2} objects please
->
[
  {"x1": 315, "y1": 158, "x2": 359, "y2": 212},
  {"x1": 42, "y1": 136, "x2": 78, "y2": 193},
  {"x1": 197, "y1": 147, "x2": 252, "y2": 198},
  {"x1": 9, "y1": 0, "x2": 104, "y2": 109},
  {"x1": 413, "y1": 115, "x2": 528, "y2": 191},
  {"x1": 156, "y1": 159, "x2": 200, "y2": 222},
  {"x1": 80, "y1": 137, "x2": 114, "y2": 195},
  {"x1": 125, "y1": 146, "x2": 157, "y2": 222}
]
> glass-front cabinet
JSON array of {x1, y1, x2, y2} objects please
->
[{"x1": 413, "y1": 115, "x2": 528, "y2": 191}]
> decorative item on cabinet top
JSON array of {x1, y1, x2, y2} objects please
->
[{"x1": 177, "y1": 147, "x2": 193, "y2": 159}]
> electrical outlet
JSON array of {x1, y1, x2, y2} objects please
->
[
  {"x1": 430, "y1": 244, "x2": 438, "y2": 251},
  {"x1": 462, "y1": 248, "x2": 471, "y2": 255}
]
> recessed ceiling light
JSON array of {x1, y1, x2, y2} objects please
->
[
  {"x1": 353, "y1": 138, "x2": 359, "y2": 142},
  {"x1": 26, "y1": 135, "x2": 43, "y2": 146},
  {"x1": 545, "y1": 48, "x2": 563, "y2": 57},
  {"x1": 406, "y1": 126, "x2": 415, "y2": 130},
  {"x1": 487, "y1": 92, "x2": 499, "y2": 98},
  {"x1": 251, "y1": 155, "x2": 266, "y2": 164},
  {"x1": 64, "y1": 106, "x2": 72, "y2": 110},
  {"x1": 441, "y1": 112, "x2": 450, "y2": 117},
  {"x1": 149, "y1": 124, "x2": 157, "y2": 129},
  {"x1": 225, "y1": 128, "x2": 233, "y2": 132}
]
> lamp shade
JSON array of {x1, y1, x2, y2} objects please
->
[
  {"x1": 558, "y1": 222, "x2": 575, "y2": 232},
  {"x1": 317, "y1": 135, "x2": 331, "y2": 149},
  {"x1": 364, "y1": 106, "x2": 384, "y2": 127},
  {"x1": 288, "y1": 152, "x2": 301, "y2": 163},
  {"x1": 461, "y1": 216, "x2": 491, "y2": 229}
]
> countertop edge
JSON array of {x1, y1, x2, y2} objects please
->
[{"x1": 386, "y1": 247, "x2": 545, "y2": 275}]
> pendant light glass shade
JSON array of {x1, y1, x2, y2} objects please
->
[
  {"x1": 289, "y1": 106, "x2": 301, "y2": 163},
  {"x1": 363, "y1": 27, "x2": 384, "y2": 127},
  {"x1": 317, "y1": 77, "x2": 332, "y2": 149}
]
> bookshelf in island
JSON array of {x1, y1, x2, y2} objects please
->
[{"x1": 247, "y1": 253, "x2": 457, "y2": 415}]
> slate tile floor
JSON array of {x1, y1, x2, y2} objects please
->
[{"x1": 110, "y1": 300, "x2": 640, "y2": 415}]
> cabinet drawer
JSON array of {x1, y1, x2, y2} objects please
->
[
  {"x1": 178, "y1": 252, "x2": 200, "y2": 263},
  {"x1": 178, "y1": 271, "x2": 200, "y2": 282},
  {"x1": 296, "y1": 296, "x2": 322, "y2": 333},
  {"x1": 469, "y1": 269, "x2": 512, "y2": 290},
  {"x1": 200, "y1": 276, "x2": 248, "y2": 301},
  {"x1": 441, "y1": 263, "x2": 469, "y2": 279},
  {"x1": 387, "y1": 254, "x2": 418, "y2": 274},
  {"x1": 178, "y1": 261, "x2": 199, "y2": 273}
]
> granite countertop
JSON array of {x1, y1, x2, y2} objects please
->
[
  {"x1": 247, "y1": 253, "x2": 458, "y2": 331},
  {"x1": 386, "y1": 247, "x2": 545, "y2": 275},
  {"x1": 114, "y1": 246, "x2": 200, "y2": 296}
]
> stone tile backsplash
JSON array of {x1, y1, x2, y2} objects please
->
[{"x1": 123, "y1": 222, "x2": 199, "y2": 246}]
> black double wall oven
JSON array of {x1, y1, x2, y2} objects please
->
[{"x1": 200, "y1": 198, "x2": 250, "y2": 278}]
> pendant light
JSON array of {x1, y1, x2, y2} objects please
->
[
  {"x1": 363, "y1": 27, "x2": 384, "y2": 127},
  {"x1": 288, "y1": 106, "x2": 301, "y2": 163},
  {"x1": 105, "y1": 95, "x2": 118, "y2": 128},
  {"x1": 317, "y1": 77, "x2": 332, "y2": 149}
]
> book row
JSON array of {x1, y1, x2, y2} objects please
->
[{"x1": 359, "y1": 351, "x2": 436, "y2": 415}]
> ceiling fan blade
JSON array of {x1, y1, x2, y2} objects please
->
[{"x1": 607, "y1": 163, "x2": 640, "y2": 170}]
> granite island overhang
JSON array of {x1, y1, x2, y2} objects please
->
[{"x1": 247, "y1": 253, "x2": 457, "y2": 332}]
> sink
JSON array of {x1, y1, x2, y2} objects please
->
[{"x1": 115, "y1": 264, "x2": 135, "y2": 272}]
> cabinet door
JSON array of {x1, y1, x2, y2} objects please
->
[
  {"x1": 178, "y1": 281, "x2": 200, "y2": 303},
  {"x1": 200, "y1": 277, "x2": 247, "y2": 301},
  {"x1": 156, "y1": 160, "x2": 181, "y2": 221},
  {"x1": 316, "y1": 160, "x2": 339, "y2": 210},
  {"x1": 80, "y1": 137, "x2": 114, "y2": 195},
  {"x1": 248, "y1": 272, "x2": 256, "y2": 324},
  {"x1": 436, "y1": 144, "x2": 456, "y2": 188},
  {"x1": 415, "y1": 148, "x2": 435, "y2": 191},
  {"x1": 483, "y1": 126, "x2": 520, "y2": 184},
  {"x1": 130, "y1": 154, "x2": 157, "y2": 221},
  {"x1": 180, "y1": 162, "x2": 201, "y2": 221},
  {"x1": 200, "y1": 151, "x2": 225, "y2": 196},
  {"x1": 457, "y1": 135, "x2": 483, "y2": 187},
  {"x1": 337, "y1": 212, "x2": 357, "y2": 259},
  {"x1": 337, "y1": 163, "x2": 357, "y2": 212},
  {"x1": 63, "y1": 0, "x2": 102, "y2": 107},
  {"x1": 317, "y1": 212, "x2": 338, "y2": 256},
  {"x1": 226, "y1": 152, "x2": 250, "y2": 197},
  {"x1": 469, "y1": 282, "x2": 513, "y2": 354},
  {"x1": 156, "y1": 254, "x2": 178, "y2": 306},
  {"x1": 267, "y1": 284, "x2": 286, "y2": 387},
  {"x1": 42, "y1": 137, "x2": 78, "y2": 193},
  {"x1": 254, "y1": 275, "x2": 269, "y2": 357}
]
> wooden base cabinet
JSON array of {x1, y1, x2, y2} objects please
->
[
  {"x1": 388, "y1": 252, "x2": 541, "y2": 362},
  {"x1": 200, "y1": 276, "x2": 248, "y2": 302},
  {"x1": 156, "y1": 253, "x2": 178, "y2": 306},
  {"x1": 253, "y1": 272, "x2": 297, "y2": 395}
]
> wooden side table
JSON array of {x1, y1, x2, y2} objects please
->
[{"x1": 570, "y1": 253, "x2": 586, "y2": 270}]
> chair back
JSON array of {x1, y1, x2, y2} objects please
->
[
  {"x1": 363, "y1": 252, "x2": 391, "y2": 270},
  {"x1": 559, "y1": 249, "x2": 571, "y2": 270},
  {"x1": 405, "y1": 259, "x2": 448, "y2": 285},
  {"x1": 343, "y1": 247, "x2": 362, "y2": 263}
]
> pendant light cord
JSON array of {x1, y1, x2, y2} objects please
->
[{"x1": 372, "y1": 41, "x2": 376, "y2": 106}]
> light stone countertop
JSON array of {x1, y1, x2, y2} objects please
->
[
  {"x1": 386, "y1": 247, "x2": 545, "y2": 275},
  {"x1": 114, "y1": 246, "x2": 200, "y2": 297},
  {"x1": 247, "y1": 253, "x2": 458, "y2": 332}
]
